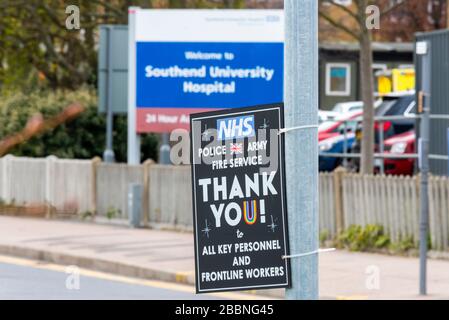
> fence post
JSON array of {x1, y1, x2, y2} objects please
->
[
  {"x1": 0, "y1": 157, "x2": 2, "y2": 203},
  {"x1": 1, "y1": 155, "x2": 13, "y2": 204},
  {"x1": 45, "y1": 155, "x2": 57, "y2": 218},
  {"x1": 142, "y1": 159, "x2": 155, "y2": 227},
  {"x1": 333, "y1": 167, "x2": 346, "y2": 234},
  {"x1": 91, "y1": 157, "x2": 102, "y2": 218}
]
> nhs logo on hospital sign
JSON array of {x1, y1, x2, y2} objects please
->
[{"x1": 217, "y1": 115, "x2": 255, "y2": 141}]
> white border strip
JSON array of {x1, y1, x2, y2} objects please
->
[{"x1": 135, "y1": 9, "x2": 284, "y2": 42}]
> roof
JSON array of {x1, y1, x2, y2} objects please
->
[
  {"x1": 416, "y1": 29, "x2": 449, "y2": 38},
  {"x1": 320, "y1": 42, "x2": 414, "y2": 53}
]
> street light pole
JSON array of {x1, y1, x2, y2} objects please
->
[
  {"x1": 284, "y1": 0, "x2": 319, "y2": 300},
  {"x1": 418, "y1": 41, "x2": 431, "y2": 296},
  {"x1": 447, "y1": 1, "x2": 449, "y2": 29}
]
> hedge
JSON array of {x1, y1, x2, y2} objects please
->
[{"x1": 0, "y1": 88, "x2": 158, "y2": 162}]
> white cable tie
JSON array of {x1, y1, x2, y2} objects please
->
[
  {"x1": 282, "y1": 248, "x2": 336, "y2": 260},
  {"x1": 278, "y1": 125, "x2": 319, "y2": 135}
]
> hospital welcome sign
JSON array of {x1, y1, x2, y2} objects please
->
[{"x1": 131, "y1": 9, "x2": 284, "y2": 133}]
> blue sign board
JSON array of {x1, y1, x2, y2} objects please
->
[{"x1": 136, "y1": 42, "x2": 283, "y2": 109}]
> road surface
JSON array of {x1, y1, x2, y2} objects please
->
[{"x1": 0, "y1": 255, "x2": 262, "y2": 300}]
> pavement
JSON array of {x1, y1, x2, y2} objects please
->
[{"x1": 0, "y1": 216, "x2": 449, "y2": 300}]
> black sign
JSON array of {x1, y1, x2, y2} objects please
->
[{"x1": 190, "y1": 104, "x2": 290, "y2": 293}]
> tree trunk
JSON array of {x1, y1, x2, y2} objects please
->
[
  {"x1": 447, "y1": 0, "x2": 449, "y2": 28},
  {"x1": 359, "y1": 30, "x2": 375, "y2": 174}
]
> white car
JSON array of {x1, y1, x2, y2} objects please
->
[
  {"x1": 332, "y1": 101, "x2": 364, "y2": 114},
  {"x1": 319, "y1": 100, "x2": 382, "y2": 123},
  {"x1": 318, "y1": 110, "x2": 338, "y2": 123}
]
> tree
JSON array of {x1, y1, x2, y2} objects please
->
[
  {"x1": 373, "y1": 0, "x2": 447, "y2": 41},
  {"x1": 0, "y1": 0, "x2": 249, "y2": 91},
  {"x1": 319, "y1": 0, "x2": 405, "y2": 174},
  {"x1": 0, "y1": 88, "x2": 159, "y2": 161}
]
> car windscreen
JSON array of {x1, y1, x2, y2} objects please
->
[
  {"x1": 384, "y1": 96, "x2": 415, "y2": 116},
  {"x1": 348, "y1": 105, "x2": 363, "y2": 113},
  {"x1": 376, "y1": 100, "x2": 397, "y2": 116}
]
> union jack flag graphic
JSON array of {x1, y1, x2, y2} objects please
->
[{"x1": 230, "y1": 143, "x2": 243, "y2": 155}]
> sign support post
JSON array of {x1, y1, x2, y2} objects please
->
[
  {"x1": 103, "y1": 26, "x2": 116, "y2": 163},
  {"x1": 159, "y1": 133, "x2": 171, "y2": 165},
  {"x1": 127, "y1": 7, "x2": 141, "y2": 165},
  {"x1": 284, "y1": 0, "x2": 319, "y2": 300}
]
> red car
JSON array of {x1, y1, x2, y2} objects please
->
[
  {"x1": 380, "y1": 130, "x2": 416, "y2": 175},
  {"x1": 318, "y1": 111, "x2": 362, "y2": 142}
]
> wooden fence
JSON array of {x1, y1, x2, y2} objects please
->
[
  {"x1": 429, "y1": 176, "x2": 449, "y2": 251},
  {"x1": 342, "y1": 174, "x2": 420, "y2": 244},
  {"x1": 0, "y1": 155, "x2": 92, "y2": 214},
  {"x1": 148, "y1": 165, "x2": 193, "y2": 227},
  {"x1": 1, "y1": 156, "x2": 448, "y2": 250},
  {"x1": 96, "y1": 161, "x2": 144, "y2": 218}
]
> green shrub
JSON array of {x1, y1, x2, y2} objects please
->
[
  {"x1": 106, "y1": 207, "x2": 122, "y2": 220},
  {"x1": 336, "y1": 224, "x2": 390, "y2": 252},
  {"x1": 320, "y1": 229, "x2": 330, "y2": 246},
  {"x1": 389, "y1": 236, "x2": 416, "y2": 253},
  {"x1": 81, "y1": 211, "x2": 94, "y2": 220},
  {"x1": 0, "y1": 88, "x2": 158, "y2": 162}
]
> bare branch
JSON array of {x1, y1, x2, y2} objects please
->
[
  {"x1": 319, "y1": 11, "x2": 360, "y2": 40},
  {"x1": 0, "y1": 0, "x2": 27, "y2": 10},
  {"x1": 381, "y1": 0, "x2": 406, "y2": 17},
  {"x1": 40, "y1": 3, "x2": 66, "y2": 29},
  {"x1": 320, "y1": 0, "x2": 359, "y2": 22},
  {"x1": 89, "y1": 0, "x2": 127, "y2": 17}
]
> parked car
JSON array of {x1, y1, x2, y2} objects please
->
[
  {"x1": 374, "y1": 93, "x2": 416, "y2": 142},
  {"x1": 347, "y1": 93, "x2": 417, "y2": 173},
  {"x1": 378, "y1": 130, "x2": 416, "y2": 176},
  {"x1": 319, "y1": 132, "x2": 356, "y2": 172},
  {"x1": 319, "y1": 110, "x2": 336, "y2": 123},
  {"x1": 319, "y1": 102, "x2": 363, "y2": 124},
  {"x1": 319, "y1": 100, "x2": 382, "y2": 124},
  {"x1": 318, "y1": 110, "x2": 362, "y2": 142}
]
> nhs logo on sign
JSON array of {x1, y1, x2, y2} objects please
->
[{"x1": 217, "y1": 115, "x2": 255, "y2": 141}]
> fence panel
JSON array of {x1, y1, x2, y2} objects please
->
[
  {"x1": 429, "y1": 176, "x2": 449, "y2": 251},
  {"x1": 0, "y1": 156, "x2": 47, "y2": 205},
  {"x1": 439, "y1": 176, "x2": 448, "y2": 251},
  {"x1": 50, "y1": 158, "x2": 93, "y2": 214},
  {"x1": 410, "y1": 177, "x2": 419, "y2": 243},
  {"x1": 148, "y1": 165, "x2": 193, "y2": 228},
  {"x1": 441, "y1": 177, "x2": 449, "y2": 250},
  {"x1": 341, "y1": 173, "x2": 351, "y2": 229},
  {"x1": 319, "y1": 173, "x2": 335, "y2": 238},
  {"x1": 96, "y1": 163, "x2": 144, "y2": 218},
  {"x1": 0, "y1": 157, "x2": 3, "y2": 201},
  {"x1": 341, "y1": 174, "x2": 421, "y2": 244}
]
